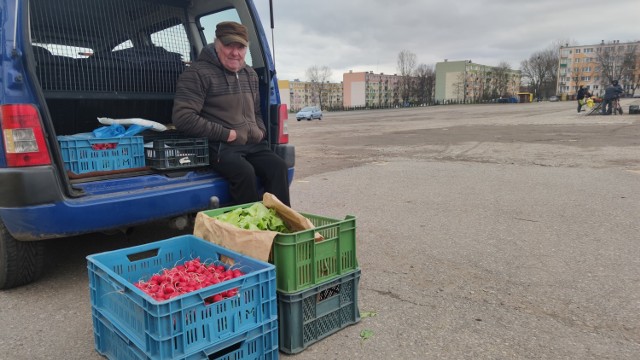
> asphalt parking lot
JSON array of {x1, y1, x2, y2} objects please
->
[{"x1": 1, "y1": 100, "x2": 639, "y2": 359}]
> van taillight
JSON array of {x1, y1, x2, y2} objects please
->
[
  {"x1": 277, "y1": 104, "x2": 289, "y2": 144},
  {"x1": 1, "y1": 104, "x2": 51, "y2": 167}
]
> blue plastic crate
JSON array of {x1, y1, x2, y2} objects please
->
[
  {"x1": 278, "y1": 268, "x2": 361, "y2": 354},
  {"x1": 58, "y1": 134, "x2": 145, "y2": 174},
  {"x1": 93, "y1": 311, "x2": 279, "y2": 360},
  {"x1": 87, "y1": 235, "x2": 277, "y2": 359}
]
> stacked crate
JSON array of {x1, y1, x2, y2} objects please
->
[
  {"x1": 86, "y1": 235, "x2": 279, "y2": 360},
  {"x1": 200, "y1": 206, "x2": 361, "y2": 355}
]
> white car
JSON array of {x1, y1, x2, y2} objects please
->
[{"x1": 296, "y1": 106, "x2": 323, "y2": 121}]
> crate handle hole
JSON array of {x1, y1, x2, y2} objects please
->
[
  {"x1": 126, "y1": 248, "x2": 159, "y2": 262},
  {"x1": 207, "y1": 340, "x2": 243, "y2": 359},
  {"x1": 317, "y1": 284, "x2": 341, "y2": 302}
]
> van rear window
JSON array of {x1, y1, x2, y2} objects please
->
[{"x1": 29, "y1": 0, "x2": 190, "y2": 94}]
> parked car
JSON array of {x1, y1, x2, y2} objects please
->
[
  {"x1": 0, "y1": 0, "x2": 294, "y2": 289},
  {"x1": 495, "y1": 97, "x2": 518, "y2": 103},
  {"x1": 549, "y1": 96, "x2": 559, "y2": 102},
  {"x1": 296, "y1": 106, "x2": 323, "y2": 121}
]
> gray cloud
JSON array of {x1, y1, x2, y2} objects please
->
[{"x1": 255, "y1": 0, "x2": 639, "y2": 82}]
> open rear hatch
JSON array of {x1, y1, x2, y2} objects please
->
[{"x1": 28, "y1": 0, "x2": 203, "y2": 190}]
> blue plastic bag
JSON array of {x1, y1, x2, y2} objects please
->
[
  {"x1": 123, "y1": 124, "x2": 150, "y2": 136},
  {"x1": 92, "y1": 124, "x2": 125, "y2": 138},
  {"x1": 92, "y1": 124, "x2": 149, "y2": 138}
]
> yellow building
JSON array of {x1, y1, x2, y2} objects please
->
[{"x1": 277, "y1": 80, "x2": 291, "y2": 112}]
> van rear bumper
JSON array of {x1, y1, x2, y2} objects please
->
[
  {"x1": 0, "y1": 177, "x2": 229, "y2": 240},
  {"x1": 0, "y1": 168, "x2": 294, "y2": 241},
  {"x1": 0, "y1": 166, "x2": 64, "y2": 207}
]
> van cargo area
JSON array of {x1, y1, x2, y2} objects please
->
[
  {"x1": 0, "y1": 0, "x2": 293, "y2": 289},
  {"x1": 30, "y1": 0, "x2": 186, "y2": 137}
]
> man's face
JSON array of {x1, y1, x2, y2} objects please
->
[{"x1": 215, "y1": 41, "x2": 247, "y2": 72}]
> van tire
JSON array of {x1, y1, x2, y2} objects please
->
[{"x1": 0, "y1": 221, "x2": 46, "y2": 290}]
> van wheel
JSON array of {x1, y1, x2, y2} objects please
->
[{"x1": 0, "y1": 221, "x2": 46, "y2": 290}]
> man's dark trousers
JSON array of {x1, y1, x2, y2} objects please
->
[{"x1": 211, "y1": 141, "x2": 290, "y2": 206}]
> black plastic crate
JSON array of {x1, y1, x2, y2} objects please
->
[{"x1": 145, "y1": 138, "x2": 209, "y2": 170}]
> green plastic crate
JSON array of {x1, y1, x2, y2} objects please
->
[{"x1": 201, "y1": 203, "x2": 358, "y2": 293}]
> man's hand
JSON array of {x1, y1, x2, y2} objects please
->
[{"x1": 227, "y1": 129, "x2": 237, "y2": 142}]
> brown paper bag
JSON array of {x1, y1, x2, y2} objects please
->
[
  {"x1": 193, "y1": 193, "x2": 322, "y2": 261},
  {"x1": 194, "y1": 211, "x2": 277, "y2": 262},
  {"x1": 263, "y1": 193, "x2": 324, "y2": 242}
]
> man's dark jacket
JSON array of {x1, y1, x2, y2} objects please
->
[
  {"x1": 172, "y1": 44, "x2": 266, "y2": 145},
  {"x1": 603, "y1": 84, "x2": 624, "y2": 100}
]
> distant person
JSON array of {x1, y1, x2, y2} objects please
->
[
  {"x1": 601, "y1": 80, "x2": 624, "y2": 115},
  {"x1": 172, "y1": 21, "x2": 291, "y2": 206},
  {"x1": 576, "y1": 85, "x2": 590, "y2": 113}
]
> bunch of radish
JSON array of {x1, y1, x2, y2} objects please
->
[
  {"x1": 133, "y1": 258, "x2": 245, "y2": 303},
  {"x1": 91, "y1": 143, "x2": 118, "y2": 150}
]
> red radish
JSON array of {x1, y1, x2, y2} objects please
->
[{"x1": 134, "y1": 259, "x2": 244, "y2": 303}]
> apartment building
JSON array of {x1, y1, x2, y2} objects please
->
[
  {"x1": 435, "y1": 60, "x2": 521, "y2": 103},
  {"x1": 557, "y1": 40, "x2": 640, "y2": 97},
  {"x1": 278, "y1": 79, "x2": 343, "y2": 112},
  {"x1": 343, "y1": 71, "x2": 401, "y2": 108}
]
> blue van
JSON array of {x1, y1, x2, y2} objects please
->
[{"x1": 0, "y1": 0, "x2": 294, "y2": 289}]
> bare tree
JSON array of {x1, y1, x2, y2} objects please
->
[
  {"x1": 397, "y1": 50, "x2": 416, "y2": 105},
  {"x1": 595, "y1": 41, "x2": 638, "y2": 95},
  {"x1": 520, "y1": 46, "x2": 558, "y2": 99},
  {"x1": 543, "y1": 47, "x2": 560, "y2": 97},
  {"x1": 413, "y1": 64, "x2": 435, "y2": 105},
  {"x1": 493, "y1": 62, "x2": 512, "y2": 97},
  {"x1": 451, "y1": 72, "x2": 465, "y2": 102},
  {"x1": 469, "y1": 66, "x2": 490, "y2": 102},
  {"x1": 306, "y1": 65, "x2": 332, "y2": 109},
  {"x1": 566, "y1": 62, "x2": 586, "y2": 95}
]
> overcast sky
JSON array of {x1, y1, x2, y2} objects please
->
[{"x1": 254, "y1": 0, "x2": 639, "y2": 83}]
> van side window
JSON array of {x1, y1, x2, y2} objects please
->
[
  {"x1": 32, "y1": 43, "x2": 93, "y2": 59},
  {"x1": 114, "y1": 25, "x2": 191, "y2": 63},
  {"x1": 151, "y1": 25, "x2": 191, "y2": 63}
]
